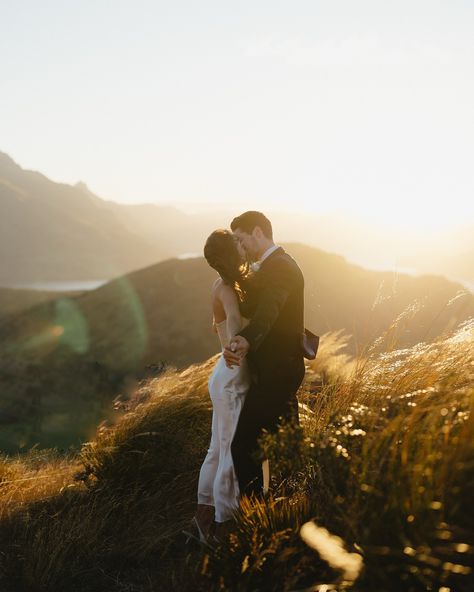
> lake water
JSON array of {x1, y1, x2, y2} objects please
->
[
  {"x1": 4, "y1": 257, "x2": 473, "y2": 294},
  {"x1": 5, "y1": 280, "x2": 109, "y2": 292},
  {"x1": 2, "y1": 254, "x2": 203, "y2": 292}
]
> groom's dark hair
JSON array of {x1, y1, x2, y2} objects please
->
[{"x1": 230, "y1": 211, "x2": 273, "y2": 240}]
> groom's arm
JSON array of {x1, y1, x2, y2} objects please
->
[{"x1": 236, "y1": 260, "x2": 293, "y2": 352}]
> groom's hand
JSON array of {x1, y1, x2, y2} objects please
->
[{"x1": 223, "y1": 336, "x2": 250, "y2": 368}]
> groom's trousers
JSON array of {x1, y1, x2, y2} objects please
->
[{"x1": 231, "y1": 354, "x2": 305, "y2": 500}]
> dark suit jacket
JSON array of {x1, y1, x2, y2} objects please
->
[{"x1": 237, "y1": 246, "x2": 305, "y2": 388}]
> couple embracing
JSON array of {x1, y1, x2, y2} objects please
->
[{"x1": 190, "y1": 211, "x2": 309, "y2": 543}]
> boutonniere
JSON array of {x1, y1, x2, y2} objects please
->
[{"x1": 249, "y1": 261, "x2": 261, "y2": 273}]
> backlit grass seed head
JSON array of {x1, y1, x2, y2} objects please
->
[{"x1": 300, "y1": 521, "x2": 363, "y2": 583}]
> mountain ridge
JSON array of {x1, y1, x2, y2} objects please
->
[
  {"x1": 0, "y1": 150, "x2": 169, "y2": 284},
  {"x1": 1, "y1": 149, "x2": 473, "y2": 287},
  {"x1": 0, "y1": 241, "x2": 472, "y2": 452}
]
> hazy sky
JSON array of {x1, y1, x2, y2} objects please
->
[{"x1": 1, "y1": 1, "x2": 473, "y2": 229}]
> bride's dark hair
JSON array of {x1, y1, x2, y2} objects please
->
[{"x1": 204, "y1": 229, "x2": 250, "y2": 298}]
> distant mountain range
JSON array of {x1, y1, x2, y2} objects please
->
[
  {"x1": 0, "y1": 150, "x2": 243, "y2": 286},
  {"x1": 1, "y1": 150, "x2": 472, "y2": 288},
  {"x1": 0, "y1": 242, "x2": 472, "y2": 452},
  {"x1": 400, "y1": 245, "x2": 474, "y2": 285}
]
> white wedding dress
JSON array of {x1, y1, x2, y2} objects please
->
[{"x1": 197, "y1": 317, "x2": 251, "y2": 522}]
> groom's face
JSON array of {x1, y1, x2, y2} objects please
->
[{"x1": 232, "y1": 228, "x2": 259, "y2": 261}]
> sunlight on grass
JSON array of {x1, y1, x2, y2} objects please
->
[
  {"x1": 300, "y1": 521, "x2": 363, "y2": 582},
  {"x1": 0, "y1": 300, "x2": 472, "y2": 591}
]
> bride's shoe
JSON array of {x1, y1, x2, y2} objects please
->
[
  {"x1": 182, "y1": 516, "x2": 212, "y2": 544},
  {"x1": 193, "y1": 516, "x2": 209, "y2": 543},
  {"x1": 212, "y1": 519, "x2": 235, "y2": 544}
]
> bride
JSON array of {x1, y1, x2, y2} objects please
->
[{"x1": 189, "y1": 228, "x2": 252, "y2": 543}]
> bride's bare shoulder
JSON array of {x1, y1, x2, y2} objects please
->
[
  {"x1": 211, "y1": 278, "x2": 227, "y2": 303},
  {"x1": 211, "y1": 277, "x2": 223, "y2": 292},
  {"x1": 211, "y1": 278, "x2": 238, "y2": 303}
]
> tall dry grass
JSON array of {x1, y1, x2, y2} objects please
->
[
  {"x1": 0, "y1": 358, "x2": 218, "y2": 591},
  {"x1": 0, "y1": 304, "x2": 472, "y2": 591},
  {"x1": 203, "y1": 315, "x2": 473, "y2": 591}
]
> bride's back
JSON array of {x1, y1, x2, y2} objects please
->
[{"x1": 211, "y1": 278, "x2": 249, "y2": 351}]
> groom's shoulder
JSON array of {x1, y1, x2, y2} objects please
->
[
  {"x1": 273, "y1": 247, "x2": 301, "y2": 266},
  {"x1": 264, "y1": 249, "x2": 303, "y2": 278}
]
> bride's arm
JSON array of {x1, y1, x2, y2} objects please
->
[{"x1": 219, "y1": 285, "x2": 242, "y2": 340}]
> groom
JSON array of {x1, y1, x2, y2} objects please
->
[{"x1": 223, "y1": 211, "x2": 306, "y2": 500}]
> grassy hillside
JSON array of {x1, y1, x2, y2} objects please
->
[
  {"x1": 0, "y1": 243, "x2": 473, "y2": 452},
  {"x1": 0, "y1": 318, "x2": 472, "y2": 591},
  {"x1": 0, "y1": 286, "x2": 83, "y2": 324}
]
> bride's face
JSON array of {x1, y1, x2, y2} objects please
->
[{"x1": 232, "y1": 234, "x2": 247, "y2": 261}]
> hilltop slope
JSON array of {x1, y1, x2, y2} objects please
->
[
  {"x1": 0, "y1": 323, "x2": 472, "y2": 591},
  {"x1": 0, "y1": 285, "x2": 83, "y2": 323}
]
